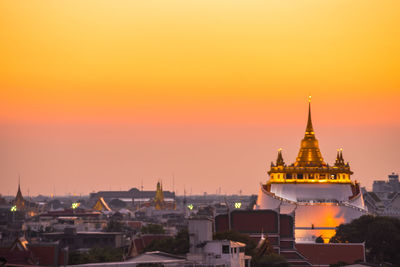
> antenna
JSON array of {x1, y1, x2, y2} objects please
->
[{"x1": 172, "y1": 172, "x2": 175, "y2": 194}]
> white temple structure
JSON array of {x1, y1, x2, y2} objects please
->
[{"x1": 255, "y1": 98, "x2": 368, "y2": 242}]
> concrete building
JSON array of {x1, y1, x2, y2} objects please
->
[
  {"x1": 363, "y1": 173, "x2": 400, "y2": 218},
  {"x1": 187, "y1": 218, "x2": 251, "y2": 267},
  {"x1": 372, "y1": 173, "x2": 400, "y2": 199}
]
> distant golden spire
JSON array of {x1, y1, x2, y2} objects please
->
[
  {"x1": 155, "y1": 180, "x2": 165, "y2": 210},
  {"x1": 14, "y1": 176, "x2": 26, "y2": 210}
]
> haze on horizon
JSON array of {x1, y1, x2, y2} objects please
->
[{"x1": 0, "y1": 0, "x2": 399, "y2": 196}]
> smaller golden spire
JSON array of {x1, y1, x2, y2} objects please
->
[
  {"x1": 339, "y1": 148, "x2": 344, "y2": 162},
  {"x1": 276, "y1": 148, "x2": 285, "y2": 166}
]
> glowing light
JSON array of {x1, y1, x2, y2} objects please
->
[
  {"x1": 71, "y1": 202, "x2": 80, "y2": 209},
  {"x1": 234, "y1": 202, "x2": 242, "y2": 209},
  {"x1": 10, "y1": 205, "x2": 17, "y2": 212},
  {"x1": 308, "y1": 95, "x2": 312, "y2": 103},
  {"x1": 187, "y1": 204, "x2": 194, "y2": 210}
]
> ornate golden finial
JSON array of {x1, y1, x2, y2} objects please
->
[
  {"x1": 276, "y1": 148, "x2": 285, "y2": 166},
  {"x1": 305, "y1": 97, "x2": 314, "y2": 135},
  {"x1": 335, "y1": 148, "x2": 345, "y2": 166},
  {"x1": 294, "y1": 97, "x2": 326, "y2": 167},
  {"x1": 335, "y1": 149, "x2": 341, "y2": 166}
]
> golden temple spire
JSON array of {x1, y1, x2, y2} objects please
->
[{"x1": 294, "y1": 97, "x2": 326, "y2": 167}]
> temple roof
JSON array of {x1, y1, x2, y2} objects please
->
[
  {"x1": 267, "y1": 98, "x2": 354, "y2": 179},
  {"x1": 93, "y1": 197, "x2": 111, "y2": 211},
  {"x1": 294, "y1": 100, "x2": 326, "y2": 167}
]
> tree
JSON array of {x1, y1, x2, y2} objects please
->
[
  {"x1": 330, "y1": 215, "x2": 400, "y2": 266},
  {"x1": 104, "y1": 218, "x2": 124, "y2": 232},
  {"x1": 144, "y1": 229, "x2": 189, "y2": 255},
  {"x1": 68, "y1": 247, "x2": 124, "y2": 265},
  {"x1": 141, "y1": 224, "x2": 165, "y2": 234},
  {"x1": 315, "y1": 235, "x2": 324, "y2": 243}
]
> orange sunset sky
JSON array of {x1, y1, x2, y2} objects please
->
[{"x1": 0, "y1": 0, "x2": 399, "y2": 196}]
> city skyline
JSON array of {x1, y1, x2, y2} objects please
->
[
  {"x1": 1, "y1": 101, "x2": 399, "y2": 196},
  {"x1": 1, "y1": 0, "x2": 399, "y2": 196}
]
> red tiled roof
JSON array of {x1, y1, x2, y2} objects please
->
[
  {"x1": 295, "y1": 243, "x2": 365, "y2": 266},
  {"x1": 29, "y1": 245, "x2": 67, "y2": 266},
  {"x1": 216, "y1": 210, "x2": 280, "y2": 234},
  {"x1": 29, "y1": 246, "x2": 56, "y2": 266},
  {"x1": 126, "y1": 221, "x2": 143, "y2": 230},
  {"x1": 0, "y1": 249, "x2": 36, "y2": 265},
  {"x1": 0, "y1": 242, "x2": 67, "y2": 266},
  {"x1": 230, "y1": 210, "x2": 279, "y2": 234}
]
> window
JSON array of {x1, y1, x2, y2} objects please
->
[
  {"x1": 239, "y1": 247, "x2": 245, "y2": 253},
  {"x1": 286, "y1": 174, "x2": 292, "y2": 179},
  {"x1": 297, "y1": 174, "x2": 303, "y2": 179},
  {"x1": 222, "y1": 245, "x2": 229, "y2": 254},
  {"x1": 309, "y1": 174, "x2": 314, "y2": 179}
]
